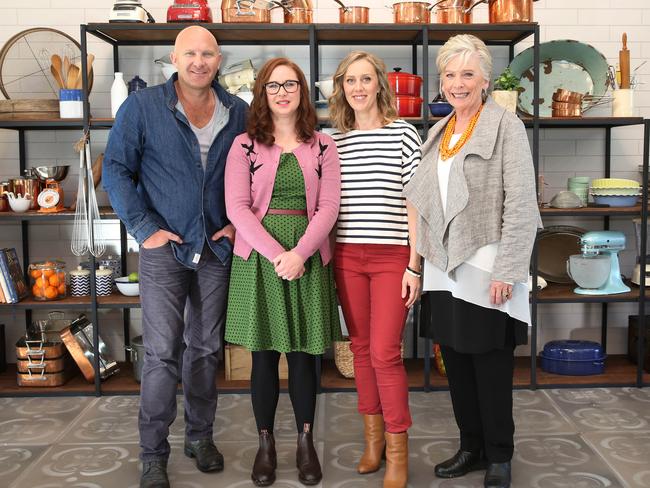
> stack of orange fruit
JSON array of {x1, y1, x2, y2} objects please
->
[{"x1": 29, "y1": 260, "x2": 67, "y2": 301}]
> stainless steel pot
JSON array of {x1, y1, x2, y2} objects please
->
[{"x1": 126, "y1": 335, "x2": 144, "y2": 383}]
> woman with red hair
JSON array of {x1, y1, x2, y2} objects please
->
[{"x1": 225, "y1": 57, "x2": 341, "y2": 487}]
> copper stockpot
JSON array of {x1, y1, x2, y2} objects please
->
[
  {"x1": 488, "y1": 0, "x2": 536, "y2": 23},
  {"x1": 391, "y1": 1, "x2": 435, "y2": 24},
  {"x1": 435, "y1": 0, "x2": 483, "y2": 24},
  {"x1": 221, "y1": 0, "x2": 271, "y2": 23},
  {"x1": 339, "y1": 6, "x2": 369, "y2": 23}
]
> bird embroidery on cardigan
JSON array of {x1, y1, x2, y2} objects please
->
[
  {"x1": 242, "y1": 141, "x2": 263, "y2": 184},
  {"x1": 316, "y1": 141, "x2": 328, "y2": 179}
]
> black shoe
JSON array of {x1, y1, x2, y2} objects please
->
[
  {"x1": 296, "y1": 428, "x2": 322, "y2": 486},
  {"x1": 252, "y1": 431, "x2": 277, "y2": 487},
  {"x1": 184, "y1": 438, "x2": 224, "y2": 473},
  {"x1": 484, "y1": 462, "x2": 511, "y2": 488},
  {"x1": 434, "y1": 449, "x2": 487, "y2": 478},
  {"x1": 140, "y1": 460, "x2": 169, "y2": 488}
]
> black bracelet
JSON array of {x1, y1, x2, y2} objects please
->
[{"x1": 406, "y1": 266, "x2": 421, "y2": 278}]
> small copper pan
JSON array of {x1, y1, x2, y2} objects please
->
[
  {"x1": 434, "y1": 0, "x2": 483, "y2": 24},
  {"x1": 488, "y1": 0, "x2": 536, "y2": 23},
  {"x1": 284, "y1": 7, "x2": 313, "y2": 23},
  {"x1": 339, "y1": 6, "x2": 369, "y2": 23}
]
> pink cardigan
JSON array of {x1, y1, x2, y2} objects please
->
[{"x1": 225, "y1": 131, "x2": 341, "y2": 264}]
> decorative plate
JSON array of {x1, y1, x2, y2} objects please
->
[{"x1": 508, "y1": 39, "x2": 609, "y2": 117}]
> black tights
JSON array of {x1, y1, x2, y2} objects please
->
[{"x1": 251, "y1": 350, "x2": 317, "y2": 433}]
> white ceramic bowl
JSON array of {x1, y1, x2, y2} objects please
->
[
  {"x1": 315, "y1": 79, "x2": 334, "y2": 99},
  {"x1": 8, "y1": 197, "x2": 32, "y2": 213},
  {"x1": 115, "y1": 276, "x2": 140, "y2": 296}
]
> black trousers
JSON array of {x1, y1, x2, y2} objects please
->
[
  {"x1": 251, "y1": 350, "x2": 317, "y2": 433},
  {"x1": 440, "y1": 344, "x2": 516, "y2": 463}
]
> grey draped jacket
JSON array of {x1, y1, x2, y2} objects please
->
[{"x1": 404, "y1": 97, "x2": 542, "y2": 284}]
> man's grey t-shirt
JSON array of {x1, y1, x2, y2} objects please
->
[{"x1": 177, "y1": 88, "x2": 230, "y2": 170}]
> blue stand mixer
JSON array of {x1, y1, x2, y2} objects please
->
[{"x1": 574, "y1": 231, "x2": 631, "y2": 295}]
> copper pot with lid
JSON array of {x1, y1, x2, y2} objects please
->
[
  {"x1": 435, "y1": 0, "x2": 483, "y2": 23},
  {"x1": 487, "y1": 0, "x2": 537, "y2": 23},
  {"x1": 221, "y1": 0, "x2": 272, "y2": 23}
]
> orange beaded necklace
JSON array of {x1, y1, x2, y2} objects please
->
[{"x1": 439, "y1": 104, "x2": 484, "y2": 161}]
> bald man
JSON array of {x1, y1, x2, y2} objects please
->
[{"x1": 103, "y1": 26, "x2": 248, "y2": 488}]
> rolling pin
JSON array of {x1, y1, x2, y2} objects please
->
[{"x1": 620, "y1": 33, "x2": 630, "y2": 89}]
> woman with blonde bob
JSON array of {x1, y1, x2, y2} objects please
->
[
  {"x1": 405, "y1": 35, "x2": 540, "y2": 488},
  {"x1": 329, "y1": 51, "x2": 422, "y2": 488}
]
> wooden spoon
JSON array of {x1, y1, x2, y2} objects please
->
[
  {"x1": 50, "y1": 54, "x2": 65, "y2": 90},
  {"x1": 63, "y1": 56, "x2": 71, "y2": 87},
  {"x1": 50, "y1": 64, "x2": 65, "y2": 90},
  {"x1": 67, "y1": 64, "x2": 80, "y2": 90}
]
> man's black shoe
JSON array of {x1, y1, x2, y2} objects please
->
[
  {"x1": 140, "y1": 460, "x2": 169, "y2": 488},
  {"x1": 434, "y1": 449, "x2": 487, "y2": 478},
  {"x1": 484, "y1": 461, "x2": 511, "y2": 487},
  {"x1": 184, "y1": 438, "x2": 224, "y2": 473}
]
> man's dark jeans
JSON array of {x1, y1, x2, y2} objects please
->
[{"x1": 138, "y1": 243, "x2": 230, "y2": 462}]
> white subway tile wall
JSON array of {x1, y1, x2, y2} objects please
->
[{"x1": 1, "y1": 1, "x2": 649, "y2": 361}]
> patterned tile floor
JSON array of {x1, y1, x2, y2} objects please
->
[{"x1": 1, "y1": 388, "x2": 650, "y2": 487}]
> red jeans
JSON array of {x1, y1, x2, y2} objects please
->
[{"x1": 334, "y1": 243, "x2": 412, "y2": 433}]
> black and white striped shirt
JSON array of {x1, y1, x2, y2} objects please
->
[{"x1": 332, "y1": 120, "x2": 422, "y2": 245}]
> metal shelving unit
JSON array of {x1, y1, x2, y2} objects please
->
[{"x1": 1, "y1": 21, "x2": 647, "y2": 396}]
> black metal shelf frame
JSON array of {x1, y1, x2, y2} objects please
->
[{"x1": 1, "y1": 23, "x2": 647, "y2": 396}]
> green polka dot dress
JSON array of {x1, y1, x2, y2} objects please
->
[{"x1": 225, "y1": 153, "x2": 341, "y2": 355}]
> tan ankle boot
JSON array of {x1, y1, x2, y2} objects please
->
[
  {"x1": 357, "y1": 414, "x2": 385, "y2": 474},
  {"x1": 383, "y1": 431, "x2": 408, "y2": 488}
]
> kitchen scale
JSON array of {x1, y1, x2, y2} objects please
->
[
  {"x1": 109, "y1": 0, "x2": 155, "y2": 23},
  {"x1": 31, "y1": 166, "x2": 69, "y2": 213},
  {"x1": 167, "y1": 0, "x2": 213, "y2": 22}
]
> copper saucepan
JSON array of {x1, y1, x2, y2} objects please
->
[
  {"x1": 487, "y1": 0, "x2": 537, "y2": 23},
  {"x1": 283, "y1": 0, "x2": 313, "y2": 23},
  {"x1": 221, "y1": 0, "x2": 271, "y2": 23},
  {"x1": 389, "y1": 1, "x2": 445, "y2": 24},
  {"x1": 434, "y1": 0, "x2": 483, "y2": 24},
  {"x1": 334, "y1": 0, "x2": 369, "y2": 23}
]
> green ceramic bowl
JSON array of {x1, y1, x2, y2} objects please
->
[{"x1": 508, "y1": 39, "x2": 609, "y2": 117}]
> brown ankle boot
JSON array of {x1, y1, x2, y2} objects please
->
[
  {"x1": 296, "y1": 424, "x2": 322, "y2": 486},
  {"x1": 383, "y1": 431, "x2": 408, "y2": 488},
  {"x1": 358, "y1": 414, "x2": 385, "y2": 474},
  {"x1": 252, "y1": 430, "x2": 276, "y2": 487}
]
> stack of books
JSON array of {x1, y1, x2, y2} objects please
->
[{"x1": 0, "y1": 248, "x2": 29, "y2": 303}]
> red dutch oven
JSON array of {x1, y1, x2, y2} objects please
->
[
  {"x1": 387, "y1": 68, "x2": 422, "y2": 96},
  {"x1": 395, "y1": 95, "x2": 423, "y2": 117}
]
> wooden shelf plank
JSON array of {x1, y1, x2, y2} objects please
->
[
  {"x1": 0, "y1": 206, "x2": 116, "y2": 221},
  {"x1": 540, "y1": 204, "x2": 644, "y2": 217},
  {"x1": 535, "y1": 282, "x2": 646, "y2": 303}
]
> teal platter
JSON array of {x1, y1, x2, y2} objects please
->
[{"x1": 508, "y1": 39, "x2": 609, "y2": 117}]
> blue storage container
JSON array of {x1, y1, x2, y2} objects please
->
[{"x1": 540, "y1": 340, "x2": 606, "y2": 375}]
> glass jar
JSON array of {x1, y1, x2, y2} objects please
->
[{"x1": 29, "y1": 260, "x2": 66, "y2": 301}]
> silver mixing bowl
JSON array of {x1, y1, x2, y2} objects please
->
[{"x1": 30, "y1": 165, "x2": 70, "y2": 181}]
